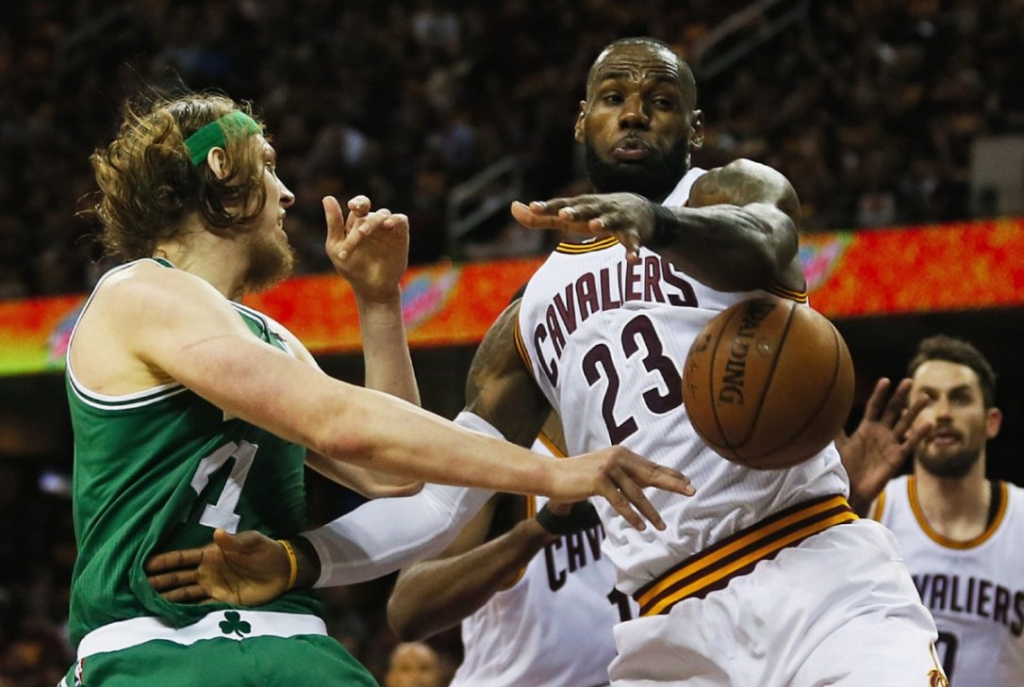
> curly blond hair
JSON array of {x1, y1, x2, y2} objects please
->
[{"x1": 88, "y1": 92, "x2": 268, "y2": 261}]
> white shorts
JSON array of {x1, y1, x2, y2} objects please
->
[{"x1": 609, "y1": 519, "x2": 946, "y2": 686}]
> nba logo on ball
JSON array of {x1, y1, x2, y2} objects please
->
[{"x1": 683, "y1": 297, "x2": 854, "y2": 469}]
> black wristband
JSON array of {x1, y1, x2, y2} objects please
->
[
  {"x1": 535, "y1": 501, "x2": 602, "y2": 536},
  {"x1": 290, "y1": 535, "x2": 322, "y2": 589},
  {"x1": 648, "y1": 202, "x2": 678, "y2": 248}
]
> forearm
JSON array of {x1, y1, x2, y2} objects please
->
[
  {"x1": 650, "y1": 202, "x2": 797, "y2": 292},
  {"x1": 295, "y1": 412, "x2": 507, "y2": 588},
  {"x1": 178, "y1": 337, "x2": 552, "y2": 492},
  {"x1": 306, "y1": 451, "x2": 422, "y2": 499},
  {"x1": 388, "y1": 519, "x2": 554, "y2": 640},
  {"x1": 355, "y1": 291, "x2": 419, "y2": 406},
  {"x1": 344, "y1": 289, "x2": 420, "y2": 493},
  {"x1": 298, "y1": 482, "x2": 495, "y2": 587},
  {"x1": 315, "y1": 403, "x2": 553, "y2": 495}
]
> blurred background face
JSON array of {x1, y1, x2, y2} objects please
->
[
  {"x1": 384, "y1": 642, "x2": 442, "y2": 687},
  {"x1": 910, "y1": 360, "x2": 1000, "y2": 478}
]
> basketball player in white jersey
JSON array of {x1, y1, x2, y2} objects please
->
[
  {"x1": 146, "y1": 37, "x2": 945, "y2": 685},
  {"x1": 871, "y1": 335, "x2": 1024, "y2": 685},
  {"x1": 387, "y1": 417, "x2": 630, "y2": 687},
  {"x1": 506, "y1": 36, "x2": 944, "y2": 685}
]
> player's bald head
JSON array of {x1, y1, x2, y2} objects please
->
[{"x1": 585, "y1": 37, "x2": 697, "y2": 108}]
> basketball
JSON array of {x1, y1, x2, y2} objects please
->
[{"x1": 682, "y1": 297, "x2": 855, "y2": 469}]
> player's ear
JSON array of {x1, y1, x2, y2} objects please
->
[
  {"x1": 690, "y1": 110, "x2": 705, "y2": 150},
  {"x1": 206, "y1": 147, "x2": 231, "y2": 180},
  {"x1": 986, "y1": 407, "x2": 1002, "y2": 440},
  {"x1": 574, "y1": 101, "x2": 587, "y2": 143}
]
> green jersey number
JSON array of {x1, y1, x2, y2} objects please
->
[{"x1": 190, "y1": 440, "x2": 258, "y2": 533}]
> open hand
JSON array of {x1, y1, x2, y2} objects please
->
[
  {"x1": 837, "y1": 377, "x2": 931, "y2": 515},
  {"x1": 548, "y1": 446, "x2": 695, "y2": 531},
  {"x1": 511, "y1": 193, "x2": 655, "y2": 263},
  {"x1": 324, "y1": 195, "x2": 410, "y2": 302},
  {"x1": 145, "y1": 528, "x2": 292, "y2": 606}
]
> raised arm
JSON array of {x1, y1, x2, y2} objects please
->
[
  {"x1": 511, "y1": 158, "x2": 803, "y2": 293},
  {"x1": 303, "y1": 195, "x2": 421, "y2": 497},
  {"x1": 323, "y1": 195, "x2": 419, "y2": 406},
  {"x1": 837, "y1": 377, "x2": 931, "y2": 516}
]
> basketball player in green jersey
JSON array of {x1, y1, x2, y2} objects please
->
[{"x1": 62, "y1": 92, "x2": 694, "y2": 686}]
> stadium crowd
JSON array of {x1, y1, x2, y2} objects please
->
[
  {"x1": 1, "y1": 0, "x2": 1022, "y2": 299},
  {"x1": 2, "y1": 0, "x2": 1024, "y2": 684}
]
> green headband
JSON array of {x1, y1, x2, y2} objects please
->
[{"x1": 184, "y1": 111, "x2": 262, "y2": 166}]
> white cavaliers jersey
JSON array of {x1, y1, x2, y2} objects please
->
[
  {"x1": 452, "y1": 438, "x2": 635, "y2": 687},
  {"x1": 873, "y1": 475, "x2": 1024, "y2": 685},
  {"x1": 516, "y1": 168, "x2": 849, "y2": 595}
]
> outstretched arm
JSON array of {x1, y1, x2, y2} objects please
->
[
  {"x1": 111, "y1": 266, "x2": 687, "y2": 509},
  {"x1": 511, "y1": 158, "x2": 803, "y2": 293},
  {"x1": 146, "y1": 478, "x2": 496, "y2": 605},
  {"x1": 146, "y1": 302, "x2": 694, "y2": 604}
]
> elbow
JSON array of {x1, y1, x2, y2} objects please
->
[
  {"x1": 731, "y1": 249, "x2": 778, "y2": 291},
  {"x1": 386, "y1": 480, "x2": 425, "y2": 498},
  {"x1": 726, "y1": 219, "x2": 798, "y2": 292},
  {"x1": 386, "y1": 595, "x2": 430, "y2": 642},
  {"x1": 308, "y1": 410, "x2": 372, "y2": 464},
  {"x1": 363, "y1": 479, "x2": 425, "y2": 500},
  {"x1": 702, "y1": 242, "x2": 778, "y2": 292}
]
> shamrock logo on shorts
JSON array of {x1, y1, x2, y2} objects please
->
[{"x1": 219, "y1": 610, "x2": 252, "y2": 638}]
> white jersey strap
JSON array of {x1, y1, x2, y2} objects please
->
[{"x1": 661, "y1": 167, "x2": 706, "y2": 207}]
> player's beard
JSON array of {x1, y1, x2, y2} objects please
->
[
  {"x1": 584, "y1": 140, "x2": 691, "y2": 201},
  {"x1": 916, "y1": 444, "x2": 982, "y2": 479},
  {"x1": 242, "y1": 227, "x2": 295, "y2": 293}
]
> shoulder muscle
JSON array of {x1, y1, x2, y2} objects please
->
[{"x1": 690, "y1": 158, "x2": 800, "y2": 223}]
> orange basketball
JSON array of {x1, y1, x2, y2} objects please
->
[{"x1": 682, "y1": 297, "x2": 854, "y2": 469}]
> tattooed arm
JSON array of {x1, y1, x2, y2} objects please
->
[
  {"x1": 658, "y1": 158, "x2": 803, "y2": 292},
  {"x1": 511, "y1": 158, "x2": 803, "y2": 294}
]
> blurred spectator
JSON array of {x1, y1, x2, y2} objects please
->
[
  {"x1": 4, "y1": 2, "x2": 1024, "y2": 682},
  {"x1": 0, "y1": 462, "x2": 76, "y2": 685},
  {"x1": 1, "y1": 1, "x2": 1023, "y2": 296},
  {"x1": 384, "y1": 642, "x2": 445, "y2": 687}
]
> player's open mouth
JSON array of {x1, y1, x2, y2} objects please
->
[{"x1": 929, "y1": 431, "x2": 960, "y2": 446}]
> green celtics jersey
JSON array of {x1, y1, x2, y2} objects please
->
[{"x1": 66, "y1": 259, "x2": 320, "y2": 647}]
